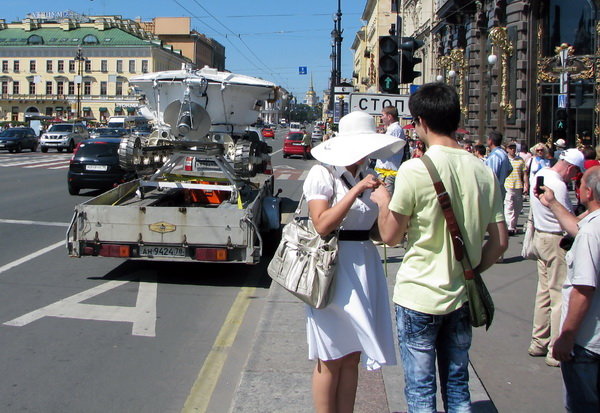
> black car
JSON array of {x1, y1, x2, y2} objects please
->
[
  {"x1": 0, "y1": 127, "x2": 38, "y2": 153},
  {"x1": 89, "y1": 127, "x2": 129, "y2": 139},
  {"x1": 67, "y1": 138, "x2": 136, "y2": 195}
]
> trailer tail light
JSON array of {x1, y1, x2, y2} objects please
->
[
  {"x1": 99, "y1": 244, "x2": 131, "y2": 258},
  {"x1": 194, "y1": 248, "x2": 228, "y2": 261},
  {"x1": 184, "y1": 156, "x2": 194, "y2": 171}
]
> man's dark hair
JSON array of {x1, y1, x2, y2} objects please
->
[
  {"x1": 488, "y1": 131, "x2": 503, "y2": 147},
  {"x1": 382, "y1": 106, "x2": 399, "y2": 121},
  {"x1": 474, "y1": 144, "x2": 486, "y2": 157},
  {"x1": 408, "y1": 83, "x2": 460, "y2": 136}
]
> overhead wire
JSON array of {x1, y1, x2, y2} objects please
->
[{"x1": 188, "y1": 0, "x2": 289, "y2": 89}]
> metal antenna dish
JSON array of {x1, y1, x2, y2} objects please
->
[{"x1": 163, "y1": 100, "x2": 212, "y2": 141}]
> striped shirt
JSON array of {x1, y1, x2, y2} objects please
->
[{"x1": 505, "y1": 155, "x2": 525, "y2": 190}]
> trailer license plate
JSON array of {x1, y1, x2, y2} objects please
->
[
  {"x1": 140, "y1": 246, "x2": 186, "y2": 257},
  {"x1": 86, "y1": 165, "x2": 108, "y2": 171}
]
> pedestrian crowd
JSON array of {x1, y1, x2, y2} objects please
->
[{"x1": 292, "y1": 82, "x2": 599, "y2": 413}]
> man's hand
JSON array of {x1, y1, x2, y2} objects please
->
[
  {"x1": 552, "y1": 332, "x2": 575, "y2": 362},
  {"x1": 535, "y1": 185, "x2": 556, "y2": 208},
  {"x1": 370, "y1": 183, "x2": 391, "y2": 207}
]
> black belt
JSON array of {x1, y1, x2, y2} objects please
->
[{"x1": 338, "y1": 230, "x2": 370, "y2": 241}]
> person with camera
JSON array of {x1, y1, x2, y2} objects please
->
[
  {"x1": 535, "y1": 165, "x2": 600, "y2": 412},
  {"x1": 529, "y1": 148, "x2": 585, "y2": 367}
]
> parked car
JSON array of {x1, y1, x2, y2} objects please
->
[
  {"x1": 261, "y1": 127, "x2": 275, "y2": 139},
  {"x1": 67, "y1": 138, "x2": 136, "y2": 195},
  {"x1": 90, "y1": 128, "x2": 129, "y2": 139},
  {"x1": 0, "y1": 127, "x2": 38, "y2": 152},
  {"x1": 40, "y1": 123, "x2": 89, "y2": 153},
  {"x1": 283, "y1": 132, "x2": 310, "y2": 158}
]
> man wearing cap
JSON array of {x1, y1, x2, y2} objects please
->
[
  {"x1": 504, "y1": 142, "x2": 528, "y2": 235},
  {"x1": 554, "y1": 139, "x2": 567, "y2": 160},
  {"x1": 375, "y1": 106, "x2": 407, "y2": 194},
  {"x1": 372, "y1": 83, "x2": 508, "y2": 412},
  {"x1": 529, "y1": 148, "x2": 585, "y2": 367}
]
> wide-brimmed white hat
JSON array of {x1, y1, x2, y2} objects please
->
[{"x1": 310, "y1": 111, "x2": 406, "y2": 166}]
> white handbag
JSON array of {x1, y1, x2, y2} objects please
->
[{"x1": 267, "y1": 197, "x2": 338, "y2": 309}]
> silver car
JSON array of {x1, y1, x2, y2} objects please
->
[{"x1": 40, "y1": 123, "x2": 89, "y2": 153}]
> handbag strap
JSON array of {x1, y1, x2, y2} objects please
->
[{"x1": 420, "y1": 154, "x2": 476, "y2": 280}]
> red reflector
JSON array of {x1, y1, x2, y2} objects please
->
[
  {"x1": 195, "y1": 248, "x2": 228, "y2": 261},
  {"x1": 99, "y1": 244, "x2": 130, "y2": 257},
  {"x1": 184, "y1": 157, "x2": 194, "y2": 171}
]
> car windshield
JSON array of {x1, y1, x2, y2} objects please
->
[
  {"x1": 95, "y1": 128, "x2": 124, "y2": 136},
  {"x1": 0, "y1": 129, "x2": 26, "y2": 137},
  {"x1": 287, "y1": 133, "x2": 303, "y2": 141},
  {"x1": 75, "y1": 142, "x2": 119, "y2": 158},
  {"x1": 48, "y1": 124, "x2": 74, "y2": 132}
]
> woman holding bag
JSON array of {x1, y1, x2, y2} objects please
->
[{"x1": 303, "y1": 111, "x2": 404, "y2": 412}]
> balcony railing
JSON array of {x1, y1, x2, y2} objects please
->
[
  {"x1": 0, "y1": 93, "x2": 139, "y2": 102},
  {"x1": 435, "y1": 0, "x2": 451, "y2": 12}
]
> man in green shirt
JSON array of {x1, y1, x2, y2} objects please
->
[{"x1": 372, "y1": 83, "x2": 508, "y2": 412}]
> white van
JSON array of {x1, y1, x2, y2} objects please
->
[
  {"x1": 289, "y1": 122, "x2": 302, "y2": 132},
  {"x1": 107, "y1": 116, "x2": 149, "y2": 130}
]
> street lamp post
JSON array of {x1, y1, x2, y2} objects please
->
[{"x1": 74, "y1": 48, "x2": 86, "y2": 119}]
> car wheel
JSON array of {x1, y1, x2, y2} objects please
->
[
  {"x1": 68, "y1": 182, "x2": 80, "y2": 195},
  {"x1": 41, "y1": 146, "x2": 48, "y2": 153},
  {"x1": 67, "y1": 140, "x2": 75, "y2": 153},
  {"x1": 31, "y1": 143, "x2": 37, "y2": 152},
  {"x1": 57, "y1": 147, "x2": 64, "y2": 153},
  {"x1": 15, "y1": 143, "x2": 22, "y2": 153},
  {"x1": 283, "y1": 153, "x2": 288, "y2": 158},
  {"x1": 8, "y1": 148, "x2": 14, "y2": 153}
]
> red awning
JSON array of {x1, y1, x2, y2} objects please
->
[
  {"x1": 456, "y1": 128, "x2": 470, "y2": 134},
  {"x1": 402, "y1": 124, "x2": 415, "y2": 130}
]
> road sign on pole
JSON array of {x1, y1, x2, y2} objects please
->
[
  {"x1": 349, "y1": 93, "x2": 410, "y2": 116},
  {"x1": 298, "y1": 66, "x2": 307, "y2": 75}
]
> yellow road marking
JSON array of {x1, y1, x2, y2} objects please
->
[{"x1": 182, "y1": 286, "x2": 256, "y2": 412}]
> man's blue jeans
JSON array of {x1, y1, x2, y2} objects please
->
[
  {"x1": 561, "y1": 344, "x2": 600, "y2": 412},
  {"x1": 396, "y1": 304, "x2": 472, "y2": 413}
]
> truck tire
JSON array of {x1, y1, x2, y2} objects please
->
[{"x1": 233, "y1": 140, "x2": 259, "y2": 177}]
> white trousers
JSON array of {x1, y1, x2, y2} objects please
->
[{"x1": 504, "y1": 188, "x2": 523, "y2": 231}]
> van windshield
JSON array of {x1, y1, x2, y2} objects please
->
[{"x1": 48, "y1": 124, "x2": 74, "y2": 132}]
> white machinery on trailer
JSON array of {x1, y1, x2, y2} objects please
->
[{"x1": 66, "y1": 66, "x2": 281, "y2": 264}]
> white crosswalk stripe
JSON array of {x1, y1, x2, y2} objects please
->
[{"x1": 0, "y1": 154, "x2": 71, "y2": 170}]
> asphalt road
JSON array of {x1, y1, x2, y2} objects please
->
[{"x1": 0, "y1": 127, "x2": 312, "y2": 413}]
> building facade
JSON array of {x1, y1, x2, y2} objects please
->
[
  {"x1": 352, "y1": 0, "x2": 599, "y2": 149},
  {"x1": 138, "y1": 17, "x2": 225, "y2": 71},
  {"x1": 0, "y1": 13, "x2": 190, "y2": 124}
]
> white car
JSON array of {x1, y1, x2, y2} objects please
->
[
  {"x1": 40, "y1": 123, "x2": 89, "y2": 153},
  {"x1": 311, "y1": 128, "x2": 323, "y2": 144},
  {"x1": 289, "y1": 122, "x2": 302, "y2": 132}
]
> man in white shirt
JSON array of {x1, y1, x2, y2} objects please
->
[
  {"x1": 529, "y1": 148, "x2": 585, "y2": 367},
  {"x1": 375, "y1": 106, "x2": 407, "y2": 194},
  {"x1": 536, "y1": 166, "x2": 600, "y2": 412}
]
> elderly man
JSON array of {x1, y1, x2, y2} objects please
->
[
  {"x1": 529, "y1": 148, "x2": 585, "y2": 367},
  {"x1": 536, "y1": 166, "x2": 600, "y2": 412},
  {"x1": 374, "y1": 106, "x2": 407, "y2": 194}
]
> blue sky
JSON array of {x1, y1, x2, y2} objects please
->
[{"x1": 3, "y1": 0, "x2": 365, "y2": 101}]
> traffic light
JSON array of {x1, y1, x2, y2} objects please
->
[
  {"x1": 378, "y1": 36, "x2": 400, "y2": 94},
  {"x1": 399, "y1": 37, "x2": 424, "y2": 84},
  {"x1": 555, "y1": 108, "x2": 567, "y2": 138}
]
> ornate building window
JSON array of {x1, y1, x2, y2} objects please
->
[{"x1": 543, "y1": 0, "x2": 596, "y2": 56}]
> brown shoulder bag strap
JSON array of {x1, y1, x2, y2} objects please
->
[{"x1": 420, "y1": 154, "x2": 476, "y2": 280}]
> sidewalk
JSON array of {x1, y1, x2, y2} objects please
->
[{"x1": 230, "y1": 215, "x2": 564, "y2": 412}]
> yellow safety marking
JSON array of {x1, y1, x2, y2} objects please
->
[{"x1": 182, "y1": 286, "x2": 256, "y2": 413}]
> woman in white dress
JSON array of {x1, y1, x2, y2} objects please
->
[{"x1": 305, "y1": 111, "x2": 404, "y2": 412}]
